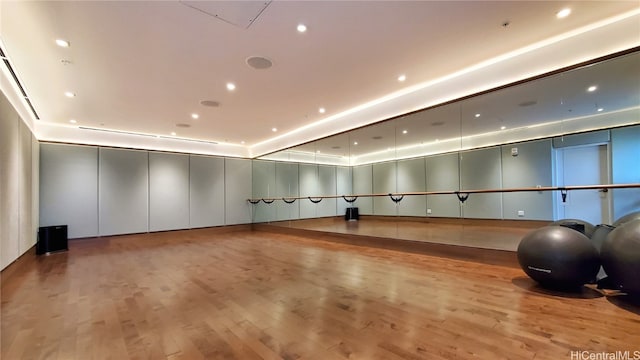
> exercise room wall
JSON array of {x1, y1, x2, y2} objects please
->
[
  {"x1": 0, "y1": 91, "x2": 38, "y2": 270},
  {"x1": 40, "y1": 143, "x2": 252, "y2": 239},
  {"x1": 611, "y1": 125, "x2": 640, "y2": 219}
]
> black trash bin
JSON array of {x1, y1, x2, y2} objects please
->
[
  {"x1": 37, "y1": 225, "x2": 68, "y2": 255},
  {"x1": 345, "y1": 207, "x2": 359, "y2": 221}
]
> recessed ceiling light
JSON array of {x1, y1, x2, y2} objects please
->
[
  {"x1": 500, "y1": 126, "x2": 507, "y2": 130},
  {"x1": 69, "y1": 119, "x2": 77, "y2": 124},
  {"x1": 226, "y1": 82, "x2": 236, "y2": 91},
  {"x1": 246, "y1": 56, "x2": 273, "y2": 70},
  {"x1": 272, "y1": 127, "x2": 277, "y2": 132},
  {"x1": 170, "y1": 131, "x2": 177, "y2": 136},
  {"x1": 191, "y1": 113, "x2": 199, "y2": 119},
  {"x1": 64, "y1": 91, "x2": 75, "y2": 98},
  {"x1": 241, "y1": 141, "x2": 245, "y2": 144},
  {"x1": 398, "y1": 74, "x2": 406, "y2": 82},
  {"x1": 297, "y1": 24, "x2": 307, "y2": 33},
  {"x1": 402, "y1": 130, "x2": 408, "y2": 134},
  {"x1": 475, "y1": 113, "x2": 481, "y2": 118},
  {"x1": 319, "y1": 107, "x2": 326, "y2": 113},
  {"x1": 353, "y1": 141, "x2": 358, "y2": 145},
  {"x1": 597, "y1": 108, "x2": 604, "y2": 112},
  {"x1": 556, "y1": 8, "x2": 571, "y2": 19},
  {"x1": 55, "y1": 39, "x2": 70, "y2": 47},
  {"x1": 587, "y1": 85, "x2": 598, "y2": 92}
]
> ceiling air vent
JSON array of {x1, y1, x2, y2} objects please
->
[{"x1": 0, "y1": 45, "x2": 40, "y2": 119}]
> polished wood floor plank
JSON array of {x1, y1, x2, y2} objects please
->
[{"x1": 2, "y1": 227, "x2": 639, "y2": 359}]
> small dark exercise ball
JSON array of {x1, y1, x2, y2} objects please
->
[
  {"x1": 550, "y1": 219, "x2": 595, "y2": 238},
  {"x1": 601, "y1": 219, "x2": 640, "y2": 295},
  {"x1": 612, "y1": 211, "x2": 640, "y2": 227},
  {"x1": 517, "y1": 226, "x2": 600, "y2": 289}
]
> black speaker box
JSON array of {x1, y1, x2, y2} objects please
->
[{"x1": 37, "y1": 225, "x2": 68, "y2": 255}]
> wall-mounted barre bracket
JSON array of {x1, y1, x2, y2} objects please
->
[
  {"x1": 308, "y1": 197, "x2": 322, "y2": 204},
  {"x1": 342, "y1": 195, "x2": 358, "y2": 203},
  {"x1": 262, "y1": 198, "x2": 275, "y2": 204},
  {"x1": 247, "y1": 199, "x2": 261, "y2": 204},
  {"x1": 388, "y1": 193, "x2": 404, "y2": 203},
  {"x1": 282, "y1": 197, "x2": 297, "y2": 204},
  {"x1": 455, "y1": 192, "x2": 469, "y2": 203},
  {"x1": 559, "y1": 188, "x2": 567, "y2": 203}
]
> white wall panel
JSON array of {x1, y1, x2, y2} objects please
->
[
  {"x1": 460, "y1": 147, "x2": 503, "y2": 219},
  {"x1": 190, "y1": 155, "x2": 225, "y2": 228},
  {"x1": 18, "y1": 121, "x2": 35, "y2": 253},
  {"x1": 225, "y1": 158, "x2": 252, "y2": 225},
  {"x1": 397, "y1": 158, "x2": 426, "y2": 216},
  {"x1": 149, "y1": 152, "x2": 190, "y2": 232},
  {"x1": 1, "y1": 93, "x2": 20, "y2": 268},
  {"x1": 99, "y1": 148, "x2": 149, "y2": 236}
]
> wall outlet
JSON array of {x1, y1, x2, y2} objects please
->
[
  {"x1": 517, "y1": 210, "x2": 525, "y2": 217},
  {"x1": 427, "y1": 208, "x2": 432, "y2": 214}
]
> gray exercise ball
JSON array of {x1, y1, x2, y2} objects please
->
[
  {"x1": 550, "y1": 219, "x2": 595, "y2": 238},
  {"x1": 517, "y1": 226, "x2": 600, "y2": 289},
  {"x1": 591, "y1": 224, "x2": 615, "y2": 280},
  {"x1": 600, "y1": 219, "x2": 640, "y2": 295},
  {"x1": 612, "y1": 211, "x2": 640, "y2": 227}
]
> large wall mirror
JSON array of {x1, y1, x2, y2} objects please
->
[{"x1": 251, "y1": 50, "x2": 640, "y2": 247}]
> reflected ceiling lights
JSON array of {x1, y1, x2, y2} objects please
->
[
  {"x1": 272, "y1": 127, "x2": 278, "y2": 132},
  {"x1": 557, "y1": 8, "x2": 572, "y2": 19},
  {"x1": 55, "y1": 39, "x2": 70, "y2": 47},
  {"x1": 398, "y1": 74, "x2": 406, "y2": 82},
  {"x1": 319, "y1": 107, "x2": 326, "y2": 113},
  {"x1": 297, "y1": 24, "x2": 307, "y2": 33},
  {"x1": 64, "y1": 91, "x2": 75, "y2": 98},
  {"x1": 587, "y1": 85, "x2": 598, "y2": 92},
  {"x1": 475, "y1": 113, "x2": 481, "y2": 118},
  {"x1": 191, "y1": 113, "x2": 199, "y2": 119},
  {"x1": 69, "y1": 119, "x2": 77, "y2": 124},
  {"x1": 226, "y1": 82, "x2": 236, "y2": 91}
]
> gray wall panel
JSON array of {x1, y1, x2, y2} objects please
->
[
  {"x1": 225, "y1": 158, "x2": 252, "y2": 225},
  {"x1": 373, "y1": 162, "x2": 397, "y2": 216},
  {"x1": 40, "y1": 144, "x2": 98, "y2": 238},
  {"x1": 317, "y1": 165, "x2": 337, "y2": 217},
  {"x1": 336, "y1": 166, "x2": 353, "y2": 216},
  {"x1": 275, "y1": 162, "x2": 299, "y2": 221},
  {"x1": 611, "y1": 125, "x2": 640, "y2": 220},
  {"x1": 353, "y1": 165, "x2": 373, "y2": 214},
  {"x1": 501, "y1": 140, "x2": 553, "y2": 220},
  {"x1": 18, "y1": 121, "x2": 34, "y2": 254},
  {"x1": 149, "y1": 152, "x2": 190, "y2": 231},
  {"x1": 251, "y1": 160, "x2": 276, "y2": 223},
  {"x1": 299, "y1": 164, "x2": 318, "y2": 218},
  {"x1": 460, "y1": 147, "x2": 503, "y2": 219},
  {"x1": 99, "y1": 148, "x2": 149, "y2": 236},
  {"x1": 397, "y1": 158, "x2": 426, "y2": 216},
  {"x1": 190, "y1": 155, "x2": 225, "y2": 228},
  {"x1": 426, "y1": 153, "x2": 460, "y2": 217}
]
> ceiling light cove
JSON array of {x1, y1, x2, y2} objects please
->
[
  {"x1": 226, "y1": 82, "x2": 236, "y2": 91},
  {"x1": 55, "y1": 39, "x2": 70, "y2": 47},
  {"x1": 297, "y1": 24, "x2": 307, "y2": 33},
  {"x1": 557, "y1": 8, "x2": 572, "y2": 19}
]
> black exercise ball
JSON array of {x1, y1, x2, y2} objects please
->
[
  {"x1": 612, "y1": 211, "x2": 640, "y2": 227},
  {"x1": 591, "y1": 224, "x2": 615, "y2": 280},
  {"x1": 600, "y1": 219, "x2": 640, "y2": 295},
  {"x1": 550, "y1": 219, "x2": 595, "y2": 238},
  {"x1": 517, "y1": 226, "x2": 600, "y2": 289}
]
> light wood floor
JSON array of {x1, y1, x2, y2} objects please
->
[{"x1": 2, "y1": 227, "x2": 638, "y2": 359}]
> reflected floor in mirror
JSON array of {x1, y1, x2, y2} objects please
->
[
  {"x1": 266, "y1": 216, "x2": 543, "y2": 252},
  {"x1": 3, "y1": 227, "x2": 637, "y2": 360}
]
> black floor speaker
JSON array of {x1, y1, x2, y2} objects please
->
[{"x1": 37, "y1": 225, "x2": 68, "y2": 255}]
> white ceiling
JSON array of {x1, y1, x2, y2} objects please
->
[{"x1": 1, "y1": 1, "x2": 639, "y2": 159}]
